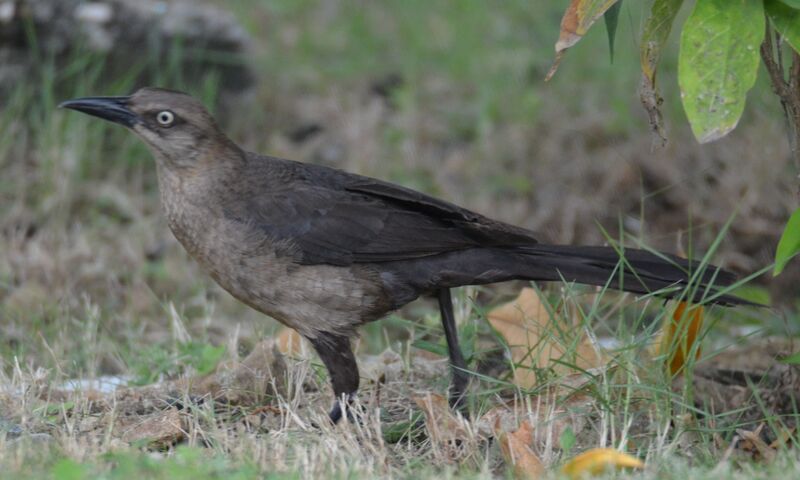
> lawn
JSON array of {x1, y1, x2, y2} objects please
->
[{"x1": 0, "y1": 0, "x2": 798, "y2": 478}]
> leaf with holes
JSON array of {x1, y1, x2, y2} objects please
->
[{"x1": 678, "y1": 0, "x2": 764, "y2": 143}]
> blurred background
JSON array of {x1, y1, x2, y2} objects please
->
[{"x1": 0, "y1": 0, "x2": 796, "y2": 379}]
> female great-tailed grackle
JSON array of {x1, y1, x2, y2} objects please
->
[{"x1": 60, "y1": 88, "x2": 747, "y2": 423}]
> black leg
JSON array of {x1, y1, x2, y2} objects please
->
[
  {"x1": 308, "y1": 332, "x2": 360, "y2": 424},
  {"x1": 438, "y1": 288, "x2": 469, "y2": 415}
]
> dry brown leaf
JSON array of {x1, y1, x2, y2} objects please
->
[
  {"x1": 275, "y1": 327, "x2": 307, "y2": 357},
  {"x1": 546, "y1": 0, "x2": 621, "y2": 81},
  {"x1": 118, "y1": 407, "x2": 185, "y2": 447},
  {"x1": 191, "y1": 338, "x2": 288, "y2": 403},
  {"x1": 770, "y1": 427, "x2": 795, "y2": 450},
  {"x1": 737, "y1": 426, "x2": 777, "y2": 463},
  {"x1": 413, "y1": 393, "x2": 465, "y2": 442},
  {"x1": 561, "y1": 448, "x2": 644, "y2": 478},
  {"x1": 497, "y1": 419, "x2": 545, "y2": 480},
  {"x1": 653, "y1": 301, "x2": 704, "y2": 376},
  {"x1": 413, "y1": 392, "x2": 473, "y2": 462},
  {"x1": 476, "y1": 389, "x2": 593, "y2": 450},
  {"x1": 488, "y1": 288, "x2": 603, "y2": 389}
]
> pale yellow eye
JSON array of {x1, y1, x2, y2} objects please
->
[{"x1": 156, "y1": 110, "x2": 174, "y2": 126}]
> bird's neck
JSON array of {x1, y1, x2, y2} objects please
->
[{"x1": 155, "y1": 144, "x2": 246, "y2": 258}]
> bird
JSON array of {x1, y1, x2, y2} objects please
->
[{"x1": 60, "y1": 87, "x2": 747, "y2": 424}]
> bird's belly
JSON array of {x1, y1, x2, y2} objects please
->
[{"x1": 170, "y1": 218, "x2": 387, "y2": 339}]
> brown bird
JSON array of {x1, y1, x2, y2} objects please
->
[{"x1": 60, "y1": 87, "x2": 746, "y2": 423}]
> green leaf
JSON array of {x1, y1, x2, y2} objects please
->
[
  {"x1": 774, "y1": 207, "x2": 800, "y2": 276},
  {"x1": 604, "y1": 0, "x2": 622, "y2": 62},
  {"x1": 732, "y1": 285, "x2": 772, "y2": 305},
  {"x1": 640, "y1": 0, "x2": 685, "y2": 84},
  {"x1": 678, "y1": 0, "x2": 765, "y2": 143},
  {"x1": 560, "y1": 426, "x2": 577, "y2": 454},
  {"x1": 781, "y1": 351, "x2": 800, "y2": 364},
  {"x1": 778, "y1": 0, "x2": 800, "y2": 9},
  {"x1": 180, "y1": 341, "x2": 226, "y2": 375},
  {"x1": 412, "y1": 340, "x2": 448, "y2": 357},
  {"x1": 766, "y1": 0, "x2": 800, "y2": 53},
  {"x1": 51, "y1": 459, "x2": 90, "y2": 480}
]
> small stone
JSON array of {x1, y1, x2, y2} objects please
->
[
  {"x1": 0, "y1": 2, "x2": 14, "y2": 23},
  {"x1": 75, "y1": 2, "x2": 112, "y2": 24}
]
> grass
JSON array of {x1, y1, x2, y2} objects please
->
[{"x1": 0, "y1": 0, "x2": 799, "y2": 478}]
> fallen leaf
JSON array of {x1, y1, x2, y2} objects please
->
[
  {"x1": 275, "y1": 327, "x2": 308, "y2": 357},
  {"x1": 488, "y1": 288, "x2": 603, "y2": 389},
  {"x1": 413, "y1": 393, "x2": 471, "y2": 462},
  {"x1": 192, "y1": 338, "x2": 288, "y2": 403},
  {"x1": 497, "y1": 419, "x2": 545, "y2": 480},
  {"x1": 413, "y1": 393, "x2": 465, "y2": 442},
  {"x1": 561, "y1": 448, "x2": 644, "y2": 477},
  {"x1": 737, "y1": 426, "x2": 777, "y2": 463},
  {"x1": 654, "y1": 301, "x2": 704, "y2": 376},
  {"x1": 769, "y1": 427, "x2": 795, "y2": 450},
  {"x1": 546, "y1": 0, "x2": 621, "y2": 81},
  {"x1": 118, "y1": 407, "x2": 184, "y2": 448}
]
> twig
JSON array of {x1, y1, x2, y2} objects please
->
[{"x1": 760, "y1": 22, "x2": 800, "y2": 199}]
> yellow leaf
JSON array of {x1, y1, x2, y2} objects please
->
[
  {"x1": 497, "y1": 419, "x2": 545, "y2": 480},
  {"x1": 561, "y1": 448, "x2": 643, "y2": 477},
  {"x1": 488, "y1": 288, "x2": 603, "y2": 389},
  {"x1": 653, "y1": 301, "x2": 704, "y2": 376}
]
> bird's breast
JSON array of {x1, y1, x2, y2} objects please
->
[{"x1": 158, "y1": 195, "x2": 390, "y2": 338}]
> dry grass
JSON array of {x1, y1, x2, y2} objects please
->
[{"x1": 0, "y1": 0, "x2": 798, "y2": 478}]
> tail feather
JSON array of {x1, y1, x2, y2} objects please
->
[{"x1": 516, "y1": 244, "x2": 749, "y2": 306}]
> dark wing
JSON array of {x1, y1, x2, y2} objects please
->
[{"x1": 238, "y1": 165, "x2": 539, "y2": 266}]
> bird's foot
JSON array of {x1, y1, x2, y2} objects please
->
[{"x1": 328, "y1": 393, "x2": 364, "y2": 425}]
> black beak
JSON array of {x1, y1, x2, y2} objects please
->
[{"x1": 58, "y1": 96, "x2": 138, "y2": 127}]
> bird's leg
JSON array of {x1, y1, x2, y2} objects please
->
[
  {"x1": 308, "y1": 332, "x2": 360, "y2": 424},
  {"x1": 438, "y1": 288, "x2": 469, "y2": 416}
]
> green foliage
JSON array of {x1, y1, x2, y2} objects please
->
[
  {"x1": 559, "y1": 426, "x2": 577, "y2": 455},
  {"x1": 603, "y1": 0, "x2": 623, "y2": 62},
  {"x1": 640, "y1": 0, "x2": 685, "y2": 83},
  {"x1": 558, "y1": 0, "x2": 799, "y2": 144},
  {"x1": 780, "y1": 351, "x2": 800, "y2": 364},
  {"x1": 130, "y1": 341, "x2": 225, "y2": 385},
  {"x1": 678, "y1": 0, "x2": 764, "y2": 143},
  {"x1": 766, "y1": 0, "x2": 800, "y2": 52},
  {"x1": 47, "y1": 447, "x2": 270, "y2": 480},
  {"x1": 774, "y1": 207, "x2": 800, "y2": 276},
  {"x1": 551, "y1": 0, "x2": 800, "y2": 274},
  {"x1": 51, "y1": 459, "x2": 90, "y2": 480}
]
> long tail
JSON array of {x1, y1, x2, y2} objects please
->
[{"x1": 513, "y1": 244, "x2": 747, "y2": 306}]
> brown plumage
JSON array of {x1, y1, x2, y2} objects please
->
[{"x1": 60, "y1": 87, "x2": 748, "y2": 423}]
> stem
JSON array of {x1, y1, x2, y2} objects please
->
[{"x1": 760, "y1": 21, "x2": 800, "y2": 200}]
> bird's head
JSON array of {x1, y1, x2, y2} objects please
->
[{"x1": 60, "y1": 87, "x2": 236, "y2": 170}]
